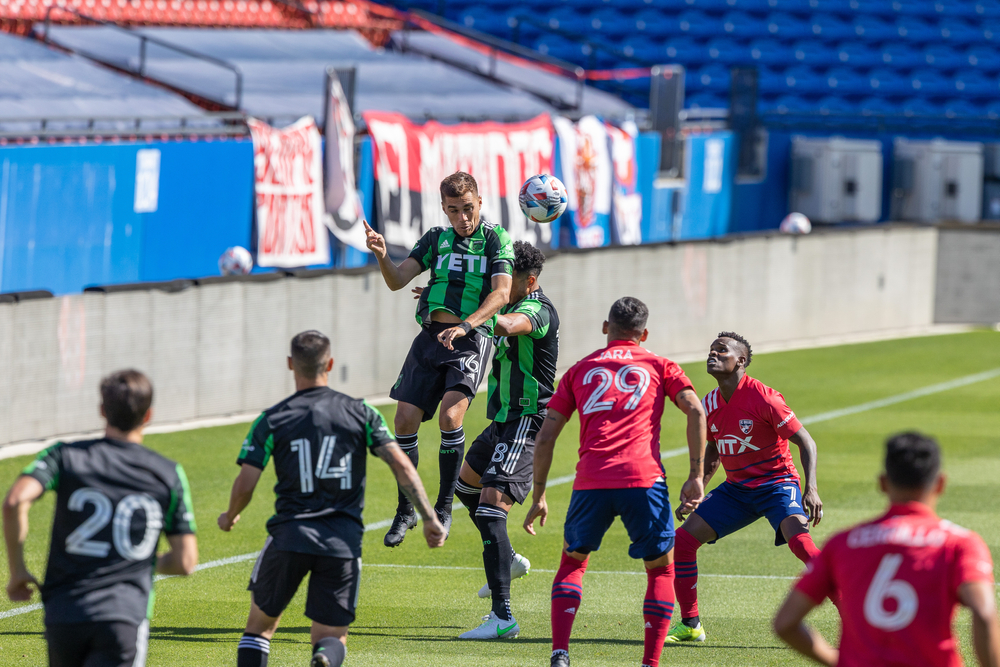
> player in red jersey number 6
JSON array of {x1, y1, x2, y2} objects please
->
[
  {"x1": 523, "y1": 297, "x2": 708, "y2": 667},
  {"x1": 774, "y1": 432, "x2": 1000, "y2": 667}
]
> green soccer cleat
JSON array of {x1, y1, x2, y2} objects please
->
[{"x1": 665, "y1": 621, "x2": 707, "y2": 643}]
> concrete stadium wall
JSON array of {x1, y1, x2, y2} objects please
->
[
  {"x1": 0, "y1": 224, "x2": 942, "y2": 448},
  {"x1": 933, "y1": 225, "x2": 1000, "y2": 325}
]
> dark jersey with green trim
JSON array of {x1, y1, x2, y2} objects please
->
[
  {"x1": 408, "y1": 217, "x2": 515, "y2": 337},
  {"x1": 487, "y1": 288, "x2": 560, "y2": 422},
  {"x1": 238, "y1": 386, "x2": 395, "y2": 559},
  {"x1": 22, "y1": 438, "x2": 196, "y2": 626}
]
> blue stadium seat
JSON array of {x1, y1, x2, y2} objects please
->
[
  {"x1": 621, "y1": 38, "x2": 662, "y2": 63},
  {"x1": 757, "y1": 67, "x2": 791, "y2": 93},
  {"x1": 901, "y1": 97, "x2": 942, "y2": 116},
  {"x1": 706, "y1": 38, "x2": 751, "y2": 64},
  {"x1": 824, "y1": 67, "x2": 872, "y2": 95},
  {"x1": 807, "y1": 0, "x2": 856, "y2": 18},
  {"x1": 909, "y1": 69, "x2": 953, "y2": 96},
  {"x1": 954, "y1": 71, "x2": 998, "y2": 98},
  {"x1": 782, "y1": 65, "x2": 828, "y2": 93},
  {"x1": 634, "y1": 10, "x2": 681, "y2": 38},
  {"x1": 816, "y1": 95, "x2": 854, "y2": 114},
  {"x1": 686, "y1": 92, "x2": 728, "y2": 109},
  {"x1": 867, "y1": 68, "x2": 914, "y2": 96},
  {"x1": 879, "y1": 44, "x2": 923, "y2": 70},
  {"x1": 766, "y1": 13, "x2": 814, "y2": 40},
  {"x1": 688, "y1": 0, "x2": 737, "y2": 12},
  {"x1": 966, "y1": 45, "x2": 1000, "y2": 72},
  {"x1": 809, "y1": 14, "x2": 854, "y2": 42},
  {"x1": 895, "y1": 17, "x2": 938, "y2": 44},
  {"x1": 688, "y1": 64, "x2": 731, "y2": 92},
  {"x1": 835, "y1": 42, "x2": 882, "y2": 69},
  {"x1": 767, "y1": 0, "x2": 815, "y2": 14},
  {"x1": 850, "y1": 0, "x2": 896, "y2": 17},
  {"x1": 721, "y1": 11, "x2": 769, "y2": 39},
  {"x1": 986, "y1": 99, "x2": 1000, "y2": 118},
  {"x1": 457, "y1": 6, "x2": 510, "y2": 34},
  {"x1": 892, "y1": 0, "x2": 939, "y2": 18},
  {"x1": 943, "y1": 98, "x2": 982, "y2": 118},
  {"x1": 664, "y1": 37, "x2": 712, "y2": 65},
  {"x1": 940, "y1": 20, "x2": 982, "y2": 45},
  {"x1": 590, "y1": 8, "x2": 636, "y2": 37},
  {"x1": 749, "y1": 39, "x2": 794, "y2": 66},
  {"x1": 505, "y1": 7, "x2": 542, "y2": 42},
  {"x1": 535, "y1": 35, "x2": 585, "y2": 63},
  {"x1": 859, "y1": 96, "x2": 897, "y2": 115},
  {"x1": 767, "y1": 95, "x2": 816, "y2": 114},
  {"x1": 725, "y1": 0, "x2": 775, "y2": 13},
  {"x1": 547, "y1": 7, "x2": 597, "y2": 35},
  {"x1": 974, "y1": 1, "x2": 1000, "y2": 20},
  {"x1": 790, "y1": 40, "x2": 839, "y2": 67},
  {"x1": 677, "y1": 10, "x2": 724, "y2": 38},
  {"x1": 853, "y1": 16, "x2": 897, "y2": 42},
  {"x1": 922, "y1": 45, "x2": 965, "y2": 71}
]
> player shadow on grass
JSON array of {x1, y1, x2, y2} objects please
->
[{"x1": 146, "y1": 627, "x2": 318, "y2": 643}]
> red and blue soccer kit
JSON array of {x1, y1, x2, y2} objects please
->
[
  {"x1": 796, "y1": 502, "x2": 994, "y2": 667},
  {"x1": 546, "y1": 339, "x2": 694, "y2": 667}
]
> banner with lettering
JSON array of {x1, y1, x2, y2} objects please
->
[
  {"x1": 363, "y1": 112, "x2": 556, "y2": 255},
  {"x1": 248, "y1": 116, "x2": 330, "y2": 268}
]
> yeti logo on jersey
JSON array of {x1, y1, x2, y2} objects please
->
[
  {"x1": 739, "y1": 419, "x2": 753, "y2": 434},
  {"x1": 436, "y1": 253, "x2": 487, "y2": 273},
  {"x1": 716, "y1": 435, "x2": 760, "y2": 455}
]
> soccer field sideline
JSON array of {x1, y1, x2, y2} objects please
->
[{"x1": 2, "y1": 364, "x2": 999, "y2": 625}]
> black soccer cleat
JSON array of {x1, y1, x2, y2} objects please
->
[
  {"x1": 383, "y1": 509, "x2": 418, "y2": 547},
  {"x1": 435, "y1": 503, "x2": 453, "y2": 540},
  {"x1": 550, "y1": 651, "x2": 570, "y2": 667},
  {"x1": 311, "y1": 653, "x2": 331, "y2": 667}
]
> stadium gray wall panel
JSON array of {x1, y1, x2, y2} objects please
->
[
  {"x1": 0, "y1": 224, "x2": 972, "y2": 449},
  {"x1": 933, "y1": 227, "x2": 1000, "y2": 324}
]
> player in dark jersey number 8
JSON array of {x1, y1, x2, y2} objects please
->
[
  {"x1": 365, "y1": 172, "x2": 515, "y2": 547},
  {"x1": 4, "y1": 369, "x2": 198, "y2": 667}
]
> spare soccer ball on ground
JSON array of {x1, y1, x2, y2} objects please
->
[
  {"x1": 218, "y1": 246, "x2": 254, "y2": 275},
  {"x1": 519, "y1": 173, "x2": 568, "y2": 223},
  {"x1": 780, "y1": 212, "x2": 812, "y2": 235}
]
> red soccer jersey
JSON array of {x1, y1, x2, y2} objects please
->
[
  {"x1": 703, "y1": 374, "x2": 802, "y2": 488},
  {"x1": 796, "y1": 502, "x2": 995, "y2": 667},
  {"x1": 547, "y1": 340, "x2": 694, "y2": 490}
]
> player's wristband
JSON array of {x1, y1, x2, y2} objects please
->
[{"x1": 458, "y1": 322, "x2": 473, "y2": 334}]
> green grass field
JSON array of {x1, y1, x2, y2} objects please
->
[{"x1": 2, "y1": 330, "x2": 1000, "y2": 666}]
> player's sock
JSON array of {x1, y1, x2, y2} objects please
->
[
  {"x1": 787, "y1": 532, "x2": 821, "y2": 563},
  {"x1": 312, "y1": 637, "x2": 345, "y2": 667},
  {"x1": 477, "y1": 503, "x2": 514, "y2": 621},
  {"x1": 551, "y1": 552, "x2": 588, "y2": 653},
  {"x1": 454, "y1": 479, "x2": 481, "y2": 528},
  {"x1": 674, "y1": 528, "x2": 702, "y2": 623},
  {"x1": 642, "y1": 564, "x2": 676, "y2": 667},
  {"x1": 237, "y1": 633, "x2": 269, "y2": 667},
  {"x1": 395, "y1": 433, "x2": 419, "y2": 513},
  {"x1": 437, "y1": 426, "x2": 465, "y2": 508}
]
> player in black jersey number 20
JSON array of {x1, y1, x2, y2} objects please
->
[
  {"x1": 365, "y1": 171, "x2": 515, "y2": 547},
  {"x1": 218, "y1": 331, "x2": 445, "y2": 667},
  {"x1": 4, "y1": 370, "x2": 199, "y2": 667}
]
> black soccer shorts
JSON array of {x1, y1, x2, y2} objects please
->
[
  {"x1": 390, "y1": 322, "x2": 493, "y2": 421},
  {"x1": 46, "y1": 619, "x2": 149, "y2": 667},
  {"x1": 464, "y1": 413, "x2": 543, "y2": 504},
  {"x1": 248, "y1": 538, "x2": 361, "y2": 627}
]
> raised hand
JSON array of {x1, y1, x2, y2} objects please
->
[{"x1": 363, "y1": 220, "x2": 387, "y2": 260}]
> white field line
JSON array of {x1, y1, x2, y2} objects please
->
[{"x1": 5, "y1": 368, "x2": 1000, "y2": 622}]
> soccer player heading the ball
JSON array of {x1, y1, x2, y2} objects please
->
[
  {"x1": 667, "y1": 332, "x2": 824, "y2": 644},
  {"x1": 4, "y1": 370, "x2": 199, "y2": 667},
  {"x1": 218, "y1": 331, "x2": 445, "y2": 667},
  {"x1": 524, "y1": 297, "x2": 708, "y2": 667},
  {"x1": 452, "y1": 240, "x2": 559, "y2": 640},
  {"x1": 364, "y1": 171, "x2": 515, "y2": 547},
  {"x1": 774, "y1": 432, "x2": 1000, "y2": 667}
]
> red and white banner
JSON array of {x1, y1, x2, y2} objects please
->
[
  {"x1": 324, "y1": 72, "x2": 369, "y2": 252},
  {"x1": 248, "y1": 116, "x2": 330, "y2": 268},
  {"x1": 363, "y1": 112, "x2": 555, "y2": 253},
  {"x1": 607, "y1": 122, "x2": 643, "y2": 246},
  {"x1": 553, "y1": 115, "x2": 613, "y2": 248}
]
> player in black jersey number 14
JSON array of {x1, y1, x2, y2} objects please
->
[{"x1": 4, "y1": 370, "x2": 198, "y2": 667}]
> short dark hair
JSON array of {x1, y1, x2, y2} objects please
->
[
  {"x1": 440, "y1": 171, "x2": 479, "y2": 199},
  {"x1": 291, "y1": 330, "x2": 331, "y2": 378},
  {"x1": 100, "y1": 369, "x2": 153, "y2": 432},
  {"x1": 513, "y1": 240, "x2": 545, "y2": 277},
  {"x1": 718, "y1": 331, "x2": 753, "y2": 368},
  {"x1": 885, "y1": 432, "x2": 941, "y2": 489},
  {"x1": 608, "y1": 297, "x2": 649, "y2": 337}
]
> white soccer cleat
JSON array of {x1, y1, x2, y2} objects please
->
[
  {"x1": 477, "y1": 553, "x2": 531, "y2": 598},
  {"x1": 459, "y1": 611, "x2": 520, "y2": 640}
]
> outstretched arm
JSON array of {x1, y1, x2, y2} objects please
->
[
  {"x1": 674, "y1": 389, "x2": 707, "y2": 518},
  {"x1": 373, "y1": 442, "x2": 446, "y2": 548},
  {"x1": 524, "y1": 410, "x2": 568, "y2": 535},
  {"x1": 772, "y1": 589, "x2": 838, "y2": 667},
  {"x1": 959, "y1": 580, "x2": 1000, "y2": 667},
  {"x1": 364, "y1": 221, "x2": 423, "y2": 291},
  {"x1": 218, "y1": 464, "x2": 262, "y2": 532},
  {"x1": 3, "y1": 476, "x2": 44, "y2": 602},
  {"x1": 790, "y1": 427, "x2": 822, "y2": 526},
  {"x1": 438, "y1": 274, "x2": 513, "y2": 350}
]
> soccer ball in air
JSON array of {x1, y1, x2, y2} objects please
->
[
  {"x1": 218, "y1": 246, "x2": 253, "y2": 276},
  {"x1": 780, "y1": 212, "x2": 812, "y2": 235},
  {"x1": 519, "y1": 174, "x2": 568, "y2": 223}
]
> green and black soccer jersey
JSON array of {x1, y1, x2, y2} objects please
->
[
  {"x1": 486, "y1": 288, "x2": 560, "y2": 422},
  {"x1": 408, "y1": 217, "x2": 515, "y2": 336},
  {"x1": 238, "y1": 386, "x2": 395, "y2": 559},
  {"x1": 22, "y1": 438, "x2": 196, "y2": 626}
]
